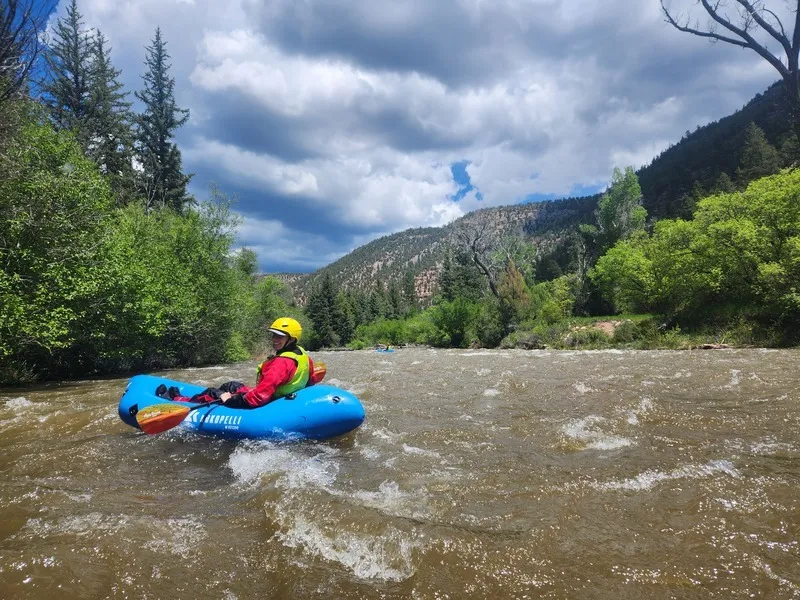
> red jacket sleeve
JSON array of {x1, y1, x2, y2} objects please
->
[{"x1": 243, "y1": 356, "x2": 297, "y2": 408}]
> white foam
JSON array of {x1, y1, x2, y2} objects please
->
[
  {"x1": 227, "y1": 445, "x2": 339, "y2": 489},
  {"x1": 483, "y1": 388, "x2": 500, "y2": 397},
  {"x1": 750, "y1": 557, "x2": 800, "y2": 594},
  {"x1": 372, "y1": 428, "x2": 402, "y2": 442},
  {"x1": 4, "y1": 397, "x2": 33, "y2": 409},
  {"x1": 277, "y1": 515, "x2": 421, "y2": 581},
  {"x1": 572, "y1": 382, "x2": 595, "y2": 395},
  {"x1": 21, "y1": 513, "x2": 130, "y2": 538},
  {"x1": 350, "y1": 481, "x2": 428, "y2": 518},
  {"x1": 401, "y1": 444, "x2": 440, "y2": 458},
  {"x1": 592, "y1": 460, "x2": 740, "y2": 492},
  {"x1": 726, "y1": 369, "x2": 740, "y2": 388},
  {"x1": 561, "y1": 416, "x2": 633, "y2": 450},
  {"x1": 143, "y1": 518, "x2": 207, "y2": 558}
]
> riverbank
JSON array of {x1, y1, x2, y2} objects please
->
[{"x1": 497, "y1": 314, "x2": 787, "y2": 351}]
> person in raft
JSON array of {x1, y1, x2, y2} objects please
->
[{"x1": 217, "y1": 317, "x2": 323, "y2": 409}]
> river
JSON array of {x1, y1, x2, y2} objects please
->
[{"x1": 0, "y1": 347, "x2": 798, "y2": 599}]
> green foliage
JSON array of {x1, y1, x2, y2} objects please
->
[
  {"x1": 736, "y1": 122, "x2": 781, "y2": 184},
  {"x1": 427, "y1": 297, "x2": 482, "y2": 348},
  {"x1": 352, "y1": 318, "x2": 407, "y2": 347},
  {"x1": 594, "y1": 166, "x2": 646, "y2": 254},
  {"x1": 41, "y1": 0, "x2": 94, "y2": 148},
  {"x1": 437, "y1": 246, "x2": 485, "y2": 302},
  {"x1": 0, "y1": 120, "x2": 112, "y2": 378},
  {"x1": 98, "y1": 191, "x2": 240, "y2": 368},
  {"x1": 135, "y1": 27, "x2": 191, "y2": 211},
  {"x1": 638, "y1": 82, "x2": 796, "y2": 220},
  {"x1": 593, "y1": 169, "x2": 800, "y2": 339},
  {"x1": 305, "y1": 272, "x2": 348, "y2": 348},
  {"x1": 88, "y1": 32, "x2": 135, "y2": 204}
]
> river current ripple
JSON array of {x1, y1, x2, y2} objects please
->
[{"x1": 1, "y1": 348, "x2": 798, "y2": 599}]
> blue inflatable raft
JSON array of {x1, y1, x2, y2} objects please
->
[{"x1": 118, "y1": 374, "x2": 365, "y2": 440}]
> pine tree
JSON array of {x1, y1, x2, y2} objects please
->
[
  {"x1": 42, "y1": 0, "x2": 94, "y2": 149},
  {"x1": 438, "y1": 248, "x2": 456, "y2": 301},
  {"x1": 135, "y1": 28, "x2": 191, "y2": 211},
  {"x1": 402, "y1": 269, "x2": 417, "y2": 313},
  {"x1": 336, "y1": 292, "x2": 355, "y2": 344},
  {"x1": 736, "y1": 122, "x2": 780, "y2": 185},
  {"x1": 305, "y1": 273, "x2": 344, "y2": 347},
  {"x1": 711, "y1": 172, "x2": 736, "y2": 195},
  {"x1": 387, "y1": 280, "x2": 402, "y2": 319},
  {"x1": 89, "y1": 32, "x2": 134, "y2": 204}
]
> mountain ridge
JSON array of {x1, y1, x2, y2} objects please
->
[{"x1": 268, "y1": 81, "x2": 794, "y2": 304}]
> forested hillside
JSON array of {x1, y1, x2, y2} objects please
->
[
  {"x1": 639, "y1": 82, "x2": 795, "y2": 218},
  {"x1": 290, "y1": 195, "x2": 598, "y2": 303},
  {"x1": 286, "y1": 81, "x2": 796, "y2": 304}
]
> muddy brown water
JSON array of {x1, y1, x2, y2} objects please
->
[{"x1": 1, "y1": 348, "x2": 798, "y2": 599}]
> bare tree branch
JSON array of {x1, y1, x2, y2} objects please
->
[
  {"x1": 661, "y1": 0, "x2": 800, "y2": 117},
  {"x1": 456, "y1": 222, "x2": 501, "y2": 299},
  {"x1": 0, "y1": 0, "x2": 54, "y2": 105}
]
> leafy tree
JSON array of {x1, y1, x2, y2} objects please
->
[
  {"x1": 135, "y1": 27, "x2": 191, "y2": 211},
  {"x1": 592, "y1": 166, "x2": 646, "y2": 253},
  {"x1": 593, "y1": 168, "x2": 800, "y2": 335},
  {"x1": 88, "y1": 31, "x2": 134, "y2": 204},
  {"x1": 99, "y1": 188, "x2": 243, "y2": 369},
  {"x1": 736, "y1": 122, "x2": 781, "y2": 184},
  {"x1": 233, "y1": 247, "x2": 258, "y2": 277},
  {"x1": 497, "y1": 259, "x2": 531, "y2": 328},
  {"x1": 427, "y1": 297, "x2": 481, "y2": 348},
  {"x1": 0, "y1": 118, "x2": 112, "y2": 379},
  {"x1": 41, "y1": 0, "x2": 94, "y2": 149}
]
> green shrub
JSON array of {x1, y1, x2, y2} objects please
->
[
  {"x1": 563, "y1": 328, "x2": 611, "y2": 349},
  {"x1": 612, "y1": 320, "x2": 636, "y2": 343}
]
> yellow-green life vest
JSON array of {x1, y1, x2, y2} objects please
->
[{"x1": 256, "y1": 346, "x2": 310, "y2": 399}]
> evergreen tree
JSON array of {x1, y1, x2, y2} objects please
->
[
  {"x1": 89, "y1": 32, "x2": 134, "y2": 204},
  {"x1": 42, "y1": 0, "x2": 94, "y2": 149},
  {"x1": 387, "y1": 280, "x2": 402, "y2": 319},
  {"x1": 305, "y1": 273, "x2": 344, "y2": 347},
  {"x1": 368, "y1": 283, "x2": 388, "y2": 322},
  {"x1": 438, "y1": 248, "x2": 456, "y2": 301},
  {"x1": 711, "y1": 172, "x2": 736, "y2": 195},
  {"x1": 135, "y1": 27, "x2": 191, "y2": 211},
  {"x1": 452, "y1": 247, "x2": 485, "y2": 302},
  {"x1": 402, "y1": 269, "x2": 417, "y2": 313},
  {"x1": 736, "y1": 122, "x2": 780, "y2": 185},
  {"x1": 336, "y1": 292, "x2": 355, "y2": 344}
]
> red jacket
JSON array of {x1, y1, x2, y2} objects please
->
[{"x1": 238, "y1": 355, "x2": 320, "y2": 408}]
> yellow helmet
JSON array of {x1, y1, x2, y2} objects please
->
[{"x1": 268, "y1": 317, "x2": 302, "y2": 340}]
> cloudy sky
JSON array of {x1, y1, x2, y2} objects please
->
[{"x1": 45, "y1": 0, "x2": 782, "y2": 272}]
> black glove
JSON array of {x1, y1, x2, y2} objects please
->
[{"x1": 223, "y1": 393, "x2": 251, "y2": 409}]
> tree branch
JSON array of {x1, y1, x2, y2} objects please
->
[{"x1": 733, "y1": 0, "x2": 791, "y2": 56}]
